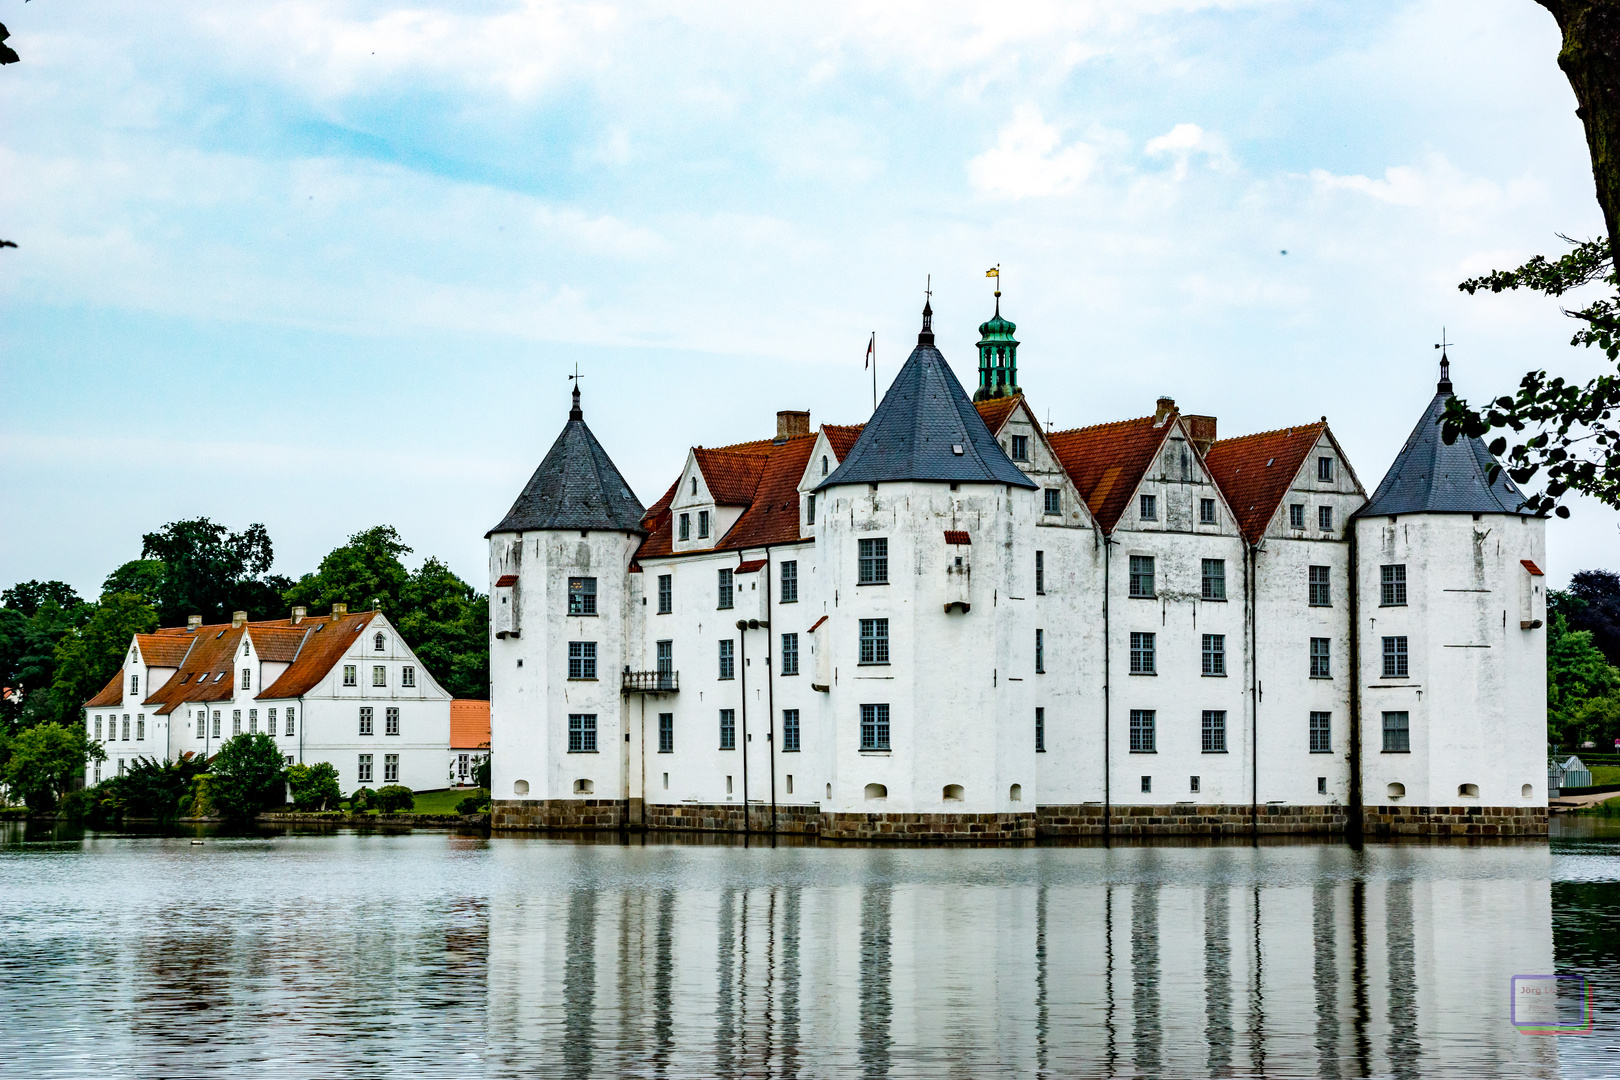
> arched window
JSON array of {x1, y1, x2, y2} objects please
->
[
  {"x1": 942, "y1": 784, "x2": 964, "y2": 802},
  {"x1": 513, "y1": 779, "x2": 530, "y2": 795},
  {"x1": 864, "y1": 783, "x2": 887, "y2": 801},
  {"x1": 1522, "y1": 783, "x2": 1534, "y2": 798},
  {"x1": 690, "y1": 476, "x2": 698, "y2": 495},
  {"x1": 1387, "y1": 782, "x2": 1405, "y2": 800},
  {"x1": 1009, "y1": 784, "x2": 1022, "y2": 802},
  {"x1": 374, "y1": 632, "x2": 386, "y2": 651},
  {"x1": 821, "y1": 456, "x2": 828, "y2": 476},
  {"x1": 574, "y1": 778, "x2": 594, "y2": 795}
]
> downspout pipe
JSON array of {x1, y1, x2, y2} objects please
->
[
  {"x1": 736, "y1": 617, "x2": 750, "y2": 838},
  {"x1": 1247, "y1": 539, "x2": 1259, "y2": 837},
  {"x1": 765, "y1": 549, "x2": 779, "y2": 838},
  {"x1": 1102, "y1": 532, "x2": 1112, "y2": 841},
  {"x1": 1346, "y1": 516, "x2": 1364, "y2": 843}
]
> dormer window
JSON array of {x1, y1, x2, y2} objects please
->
[
  {"x1": 806, "y1": 493, "x2": 817, "y2": 525},
  {"x1": 374, "y1": 632, "x2": 386, "y2": 651},
  {"x1": 243, "y1": 642, "x2": 250, "y2": 656},
  {"x1": 679, "y1": 513, "x2": 691, "y2": 541},
  {"x1": 698, "y1": 511, "x2": 710, "y2": 539}
]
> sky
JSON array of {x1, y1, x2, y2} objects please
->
[{"x1": 3, "y1": 0, "x2": 1617, "y2": 598}]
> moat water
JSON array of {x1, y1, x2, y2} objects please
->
[{"x1": 2, "y1": 819, "x2": 1617, "y2": 1079}]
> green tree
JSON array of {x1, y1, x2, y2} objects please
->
[
  {"x1": 3, "y1": 581, "x2": 84, "y2": 617},
  {"x1": 285, "y1": 525, "x2": 412, "y2": 615},
  {"x1": 209, "y1": 733, "x2": 287, "y2": 821},
  {"x1": 47, "y1": 593, "x2": 158, "y2": 728},
  {"x1": 375, "y1": 785, "x2": 415, "y2": 813},
  {"x1": 101, "y1": 560, "x2": 167, "y2": 609},
  {"x1": 0, "y1": 597, "x2": 95, "y2": 733},
  {"x1": 2, "y1": 722, "x2": 104, "y2": 811},
  {"x1": 95, "y1": 752, "x2": 208, "y2": 821},
  {"x1": 1548, "y1": 608, "x2": 1620, "y2": 745},
  {"x1": 139, "y1": 518, "x2": 291, "y2": 626},
  {"x1": 286, "y1": 762, "x2": 342, "y2": 811}
]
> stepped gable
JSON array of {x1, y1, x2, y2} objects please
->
[
  {"x1": 1205, "y1": 422, "x2": 1327, "y2": 542},
  {"x1": 1362, "y1": 361, "x2": 1531, "y2": 517},
  {"x1": 1048, "y1": 413, "x2": 1174, "y2": 533},
  {"x1": 258, "y1": 612, "x2": 379, "y2": 699},
  {"x1": 487, "y1": 387, "x2": 647, "y2": 537},
  {"x1": 815, "y1": 301, "x2": 1035, "y2": 492},
  {"x1": 135, "y1": 633, "x2": 197, "y2": 668}
]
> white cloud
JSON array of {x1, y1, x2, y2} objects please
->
[
  {"x1": 1144, "y1": 122, "x2": 1231, "y2": 179},
  {"x1": 1307, "y1": 154, "x2": 1539, "y2": 233},
  {"x1": 967, "y1": 105, "x2": 1098, "y2": 198}
]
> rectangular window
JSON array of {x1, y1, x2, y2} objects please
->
[
  {"x1": 94, "y1": 716, "x2": 102, "y2": 741},
  {"x1": 1043, "y1": 488, "x2": 1061, "y2": 515},
  {"x1": 1129, "y1": 632, "x2": 1156, "y2": 675},
  {"x1": 1201, "y1": 559, "x2": 1226, "y2": 601},
  {"x1": 1318, "y1": 456, "x2": 1335, "y2": 482},
  {"x1": 1035, "y1": 550, "x2": 1045, "y2": 594},
  {"x1": 568, "y1": 577, "x2": 597, "y2": 615},
  {"x1": 658, "y1": 713, "x2": 673, "y2": 753},
  {"x1": 1035, "y1": 707, "x2": 1045, "y2": 753},
  {"x1": 781, "y1": 633, "x2": 799, "y2": 675},
  {"x1": 248, "y1": 709, "x2": 258, "y2": 735},
  {"x1": 719, "y1": 709, "x2": 736, "y2": 750},
  {"x1": 783, "y1": 709, "x2": 801, "y2": 752},
  {"x1": 718, "y1": 639, "x2": 735, "y2": 680},
  {"x1": 386, "y1": 707, "x2": 399, "y2": 736},
  {"x1": 343, "y1": 664, "x2": 357, "y2": 687},
  {"x1": 358, "y1": 754, "x2": 373, "y2": 783},
  {"x1": 1202, "y1": 634, "x2": 1225, "y2": 676},
  {"x1": 359, "y1": 707, "x2": 373, "y2": 736},
  {"x1": 1011, "y1": 434, "x2": 1029, "y2": 461},
  {"x1": 136, "y1": 715, "x2": 145, "y2": 741},
  {"x1": 1202, "y1": 710, "x2": 1227, "y2": 753},
  {"x1": 285, "y1": 708, "x2": 295, "y2": 736},
  {"x1": 1191, "y1": 775, "x2": 1201, "y2": 793},
  {"x1": 1382, "y1": 636, "x2": 1408, "y2": 678},
  {"x1": 1381, "y1": 564, "x2": 1407, "y2": 606},
  {"x1": 1382, "y1": 711, "x2": 1410, "y2": 753},
  {"x1": 1290, "y1": 503, "x2": 1305, "y2": 529},
  {"x1": 1309, "y1": 565, "x2": 1331, "y2": 606},
  {"x1": 1129, "y1": 555, "x2": 1155, "y2": 598},
  {"x1": 656, "y1": 639, "x2": 673, "y2": 678},
  {"x1": 859, "y1": 618, "x2": 890, "y2": 664},
  {"x1": 1318, "y1": 505, "x2": 1334, "y2": 532},
  {"x1": 568, "y1": 641, "x2": 598, "y2": 680},
  {"x1": 1129, "y1": 709, "x2": 1156, "y2": 753},
  {"x1": 268, "y1": 708, "x2": 277, "y2": 732},
  {"x1": 569, "y1": 713, "x2": 598, "y2": 752},
  {"x1": 679, "y1": 513, "x2": 691, "y2": 541},
  {"x1": 384, "y1": 754, "x2": 399, "y2": 783},
  {"x1": 1310, "y1": 711, "x2": 1332, "y2": 753},
  {"x1": 806, "y1": 494, "x2": 816, "y2": 525},
  {"x1": 1310, "y1": 637, "x2": 1332, "y2": 679},
  {"x1": 698, "y1": 510, "x2": 711, "y2": 539},
  {"x1": 230, "y1": 711, "x2": 239, "y2": 736},
  {"x1": 717, "y1": 568, "x2": 733, "y2": 609},
  {"x1": 658, "y1": 574, "x2": 673, "y2": 613},
  {"x1": 780, "y1": 560, "x2": 798, "y2": 603},
  {"x1": 1035, "y1": 628, "x2": 1045, "y2": 673},
  {"x1": 1200, "y1": 497, "x2": 1217, "y2": 525},
  {"x1": 1140, "y1": 493, "x2": 1158, "y2": 521},
  {"x1": 1141, "y1": 775, "x2": 1151, "y2": 793},
  {"x1": 860, "y1": 703, "x2": 891, "y2": 751},
  {"x1": 212, "y1": 712, "x2": 221, "y2": 738},
  {"x1": 241, "y1": 668, "x2": 251, "y2": 689},
  {"x1": 458, "y1": 753, "x2": 469, "y2": 781},
  {"x1": 373, "y1": 665, "x2": 386, "y2": 688},
  {"x1": 402, "y1": 665, "x2": 415, "y2": 688},
  {"x1": 858, "y1": 538, "x2": 889, "y2": 584},
  {"x1": 131, "y1": 673, "x2": 139, "y2": 695}
]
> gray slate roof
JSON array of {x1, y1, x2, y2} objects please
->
[
  {"x1": 816, "y1": 306, "x2": 1035, "y2": 492},
  {"x1": 487, "y1": 391, "x2": 648, "y2": 536},
  {"x1": 1361, "y1": 378, "x2": 1530, "y2": 517}
]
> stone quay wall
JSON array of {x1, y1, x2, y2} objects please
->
[
  {"x1": 820, "y1": 811, "x2": 1036, "y2": 842},
  {"x1": 1361, "y1": 804, "x2": 1548, "y2": 837},
  {"x1": 1037, "y1": 803, "x2": 1350, "y2": 837}
]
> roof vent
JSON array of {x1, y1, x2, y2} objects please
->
[
  {"x1": 187, "y1": 615, "x2": 202, "y2": 631},
  {"x1": 291, "y1": 606, "x2": 307, "y2": 625},
  {"x1": 952, "y1": 444, "x2": 964, "y2": 455},
  {"x1": 231, "y1": 611, "x2": 247, "y2": 628},
  {"x1": 331, "y1": 603, "x2": 348, "y2": 620}
]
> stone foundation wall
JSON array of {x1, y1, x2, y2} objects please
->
[
  {"x1": 820, "y1": 811, "x2": 1035, "y2": 841},
  {"x1": 1037, "y1": 803, "x2": 1349, "y2": 837},
  {"x1": 642, "y1": 802, "x2": 822, "y2": 835},
  {"x1": 1361, "y1": 804, "x2": 1548, "y2": 836},
  {"x1": 491, "y1": 798, "x2": 624, "y2": 831}
]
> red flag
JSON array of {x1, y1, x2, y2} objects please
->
[{"x1": 866, "y1": 333, "x2": 874, "y2": 369}]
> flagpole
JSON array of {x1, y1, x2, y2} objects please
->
[{"x1": 871, "y1": 332, "x2": 877, "y2": 412}]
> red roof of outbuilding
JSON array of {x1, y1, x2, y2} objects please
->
[
  {"x1": 1204, "y1": 423, "x2": 1326, "y2": 542},
  {"x1": 451, "y1": 699, "x2": 491, "y2": 749},
  {"x1": 1048, "y1": 415, "x2": 1172, "y2": 533},
  {"x1": 734, "y1": 559, "x2": 767, "y2": 574}
]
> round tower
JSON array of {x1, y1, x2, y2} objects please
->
[{"x1": 974, "y1": 291, "x2": 1020, "y2": 402}]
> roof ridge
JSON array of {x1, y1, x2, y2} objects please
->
[
  {"x1": 1049, "y1": 414, "x2": 1156, "y2": 438},
  {"x1": 1210, "y1": 421, "x2": 1326, "y2": 449}
]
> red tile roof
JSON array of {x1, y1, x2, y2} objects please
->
[
  {"x1": 451, "y1": 699, "x2": 491, "y2": 749},
  {"x1": 495, "y1": 574, "x2": 518, "y2": 587},
  {"x1": 141, "y1": 623, "x2": 252, "y2": 715},
  {"x1": 808, "y1": 615, "x2": 829, "y2": 633},
  {"x1": 1048, "y1": 414, "x2": 1172, "y2": 533},
  {"x1": 258, "y1": 613, "x2": 379, "y2": 700},
  {"x1": 734, "y1": 559, "x2": 767, "y2": 574},
  {"x1": 823, "y1": 424, "x2": 864, "y2": 459},
  {"x1": 249, "y1": 626, "x2": 308, "y2": 663},
  {"x1": 85, "y1": 671, "x2": 124, "y2": 708},
  {"x1": 694, "y1": 448, "x2": 770, "y2": 506},
  {"x1": 1522, "y1": 559, "x2": 1544, "y2": 576},
  {"x1": 135, "y1": 634, "x2": 196, "y2": 669},
  {"x1": 974, "y1": 395, "x2": 1022, "y2": 435},
  {"x1": 944, "y1": 530, "x2": 971, "y2": 545},
  {"x1": 1204, "y1": 423, "x2": 1326, "y2": 542}
]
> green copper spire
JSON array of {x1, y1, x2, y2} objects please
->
[{"x1": 974, "y1": 289, "x2": 1019, "y2": 402}]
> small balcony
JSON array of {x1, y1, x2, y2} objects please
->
[{"x1": 622, "y1": 669, "x2": 679, "y2": 694}]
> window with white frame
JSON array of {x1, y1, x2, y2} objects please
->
[
  {"x1": 858, "y1": 538, "x2": 888, "y2": 584},
  {"x1": 781, "y1": 633, "x2": 799, "y2": 675},
  {"x1": 1382, "y1": 637, "x2": 1408, "y2": 678},
  {"x1": 212, "y1": 712, "x2": 221, "y2": 738},
  {"x1": 1139, "y1": 493, "x2": 1158, "y2": 521},
  {"x1": 1200, "y1": 498, "x2": 1217, "y2": 525},
  {"x1": 568, "y1": 641, "x2": 597, "y2": 680},
  {"x1": 679, "y1": 513, "x2": 691, "y2": 541},
  {"x1": 658, "y1": 713, "x2": 673, "y2": 753},
  {"x1": 458, "y1": 753, "x2": 470, "y2": 781},
  {"x1": 1202, "y1": 634, "x2": 1225, "y2": 676},
  {"x1": 718, "y1": 640, "x2": 734, "y2": 680},
  {"x1": 1044, "y1": 488, "x2": 1061, "y2": 515},
  {"x1": 402, "y1": 666, "x2": 415, "y2": 688},
  {"x1": 1310, "y1": 711, "x2": 1332, "y2": 753},
  {"x1": 780, "y1": 560, "x2": 798, "y2": 603},
  {"x1": 1310, "y1": 638, "x2": 1332, "y2": 678},
  {"x1": 384, "y1": 754, "x2": 399, "y2": 783},
  {"x1": 1290, "y1": 503, "x2": 1305, "y2": 529},
  {"x1": 569, "y1": 713, "x2": 598, "y2": 752},
  {"x1": 1202, "y1": 710, "x2": 1226, "y2": 753},
  {"x1": 1036, "y1": 629, "x2": 1045, "y2": 673},
  {"x1": 95, "y1": 716, "x2": 102, "y2": 741},
  {"x1": 120, "y1": 715, "x2": 129, "y2": 740},
  {"x1": 1318, "y1": 505, "x2": 1334, "y2": 532},
  {"x1": 136, "y1": 715, "x2": 145, "y2": 741},
  {"x1": 358, "y1": 754, "x2": 373, "y2": 783},
  {"x1": 717, "y1": 568, "x2": 733, "y2": 609},
  {"x1": 860, "y1": 704, "x2": 890, "y2": 751},
  {"x1": 248, "y1": 709, "x2": 257, "y2": 735},
  {"x1": 359, "y1": 707, "x2": 373, "y2": 735},
  {"x1": 568, "y1": 577, "x2": 597, "y2": 616},
  {"x1": 285, "y1": 708, "x2": 295, "y2": 736},
  {"x1": 1318, "y1": 456, "x2": 1335, "y2": 482},
  {"x1": 783, "y1": 709, "x2": 800, "y2": 752},
  {"x1": 131, "y1": 673, "x2": 139, "y2": 695},
  {"x1": 1381, "y1": 564, "x2": 1407, "y2": 606},
  {"x1": 1129, "y1": 709, "x2": 1155, "y2": 752},
  {"x1": 386, "y1": 707, "x2": 399, "y2": 736},
  {"x1": 373, "y1": 665, "x2": 387, "y2": 687},
  {"x1": 1129, "y1": 555, "x2": 1155, "y2": 598},
  {"x1": 230, "y1": 711, "x2": 240, "y2": 736},
  {"x1": 374, "y1": 632, "x2": 386, "y2": 651},
  {"x1": 859, "y1": 619, "x2": 889, "y2": 664},
  {"x1": 196, "y1": 713, "x2": 205, "y2": 740},
  {"x1": 1130, "y1": 632, "x2": 1156, "y2": 674},
  {"x1": 1382, "y1": 711, "x2": 1410, "y2": 753},
  {"x1": 658, "y1": 574, "x2": 672, "y2": 613},
  {"x1": 719, "y1": 709, "x2": 736, "y2": 750},
  {"x1": 343, "y1": 665, "x2": 357, "y2": 687},
  {"x1": 1011, "y1": 434, "x2": 1029, "y2": 461},
  {"x1": 241, "y1": 668, "x2": 251, "y2": 689},
  {"x1": 1309, "y1": 565, "x2": 1331, "y2": 607},
  {"x1": 1202, "y1": 559, "x2": 1226, "y2": 600}
]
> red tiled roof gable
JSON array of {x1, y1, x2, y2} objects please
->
[
  {"x1": 1048, "y1": 414, "x2": 1172, "y2": 533},
  {"x1": 1205, "y1": 423, "x2": 1327, "y2": 542}
]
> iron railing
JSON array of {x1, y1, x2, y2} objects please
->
[{"x1": 622, "y1": 670, "x2": 678, "y2": 693}]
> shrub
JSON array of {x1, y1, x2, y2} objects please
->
[
  {"x1": 209, "y1": 733, "x2": 287, "y2": 821},
  {"x1": 114, "y1": 752, "x2": 208, "y2": 820},
  {"x1": 455, "y1": 789, "x2": 489, "y2": 815},
  {"x1": 286, "y1": 763, "x2": 343, "y2": 811},
  {"x1": 180, "y1": 774, "x2": 215, "y2": 818},
  {"x1": 349, "y1": 786, "x2": 377, "y2": 813},
  {"x1": 1, "y1": 722, "x2": 106, "y2": 811},
  {"x1": 375, "y1": 785, "x2": 414, "y2": 813}
]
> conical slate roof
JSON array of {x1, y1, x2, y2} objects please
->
[
  {"x1": 815, "y1": 303, "x2": 1035, "y2": 491},
  {"x1": 486, "y1": 388, "x2": 648, "y2": 536},
  {"x1": 1361, "y1": 362, "x2": 1530, "y2": 517}
]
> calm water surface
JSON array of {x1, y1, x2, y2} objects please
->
[{"x1": 2, "y1": 820, "x2": 1618, "y2": 1079}]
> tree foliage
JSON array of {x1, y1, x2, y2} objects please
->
[
  {"x1": 1560, "y1": 569, "x2": 1620, "y2": 665},
  {"x1": 208, "y1": 733, "x2": 287, "y2": 821},
  {"x1": 89, "y1": 752, "x2": 209, "y2": 822},
  {"x1": 3, "y1": 581, "x2": 85, "y2": 617},
  {"x1": 1, "y1": 722, "x2": 104, "y2": 811},
  {"x1": 286, "y1": 762, "x2": 343, "y2": 811},
  {"x1": 139, "y1": 518, "x2": 292, "y2": 626},
  {"x1": 47, "y1": 593, "x2": 159, "y2": 728}
]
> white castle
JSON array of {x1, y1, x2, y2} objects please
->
[{"x1": 487, "y1": 296, "x2": 1548, "y2": 838}]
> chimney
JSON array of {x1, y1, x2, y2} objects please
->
[
  {"x1": 331, "y1": 602, "x2": 348, "y2": 620},
  {"x1": 187, "y1": 615, "x2": 202, "y2": 631},
  {"x1": 776, "y1": 410, "x2": 810, "y2": 442},
  {"x1": 1154, "y1": 396, "x2": 1176, "y2": 425},
  {"x1": 291, "y1": 605, "x2": 307, "y2": 625},
  {"x1": 231, "y1": 611, "x2": 248, "y2": 628},
  {"x1": 1184, "y1": 415, "x2": 1218, "y2": 456}
]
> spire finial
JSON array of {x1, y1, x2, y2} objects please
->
[
  {"x1": 568, "y1": 363, "x2": 584, "y2": 420},
  {"x1": 918, "y1": 274, "x2": 935, "y2": 346},
  {"x1": 986, "y1": 263, "x2": 1001, "y2": 314},
  {"x1": 1434, "y1": 329, "x2": 1454, "y2": 394}
]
